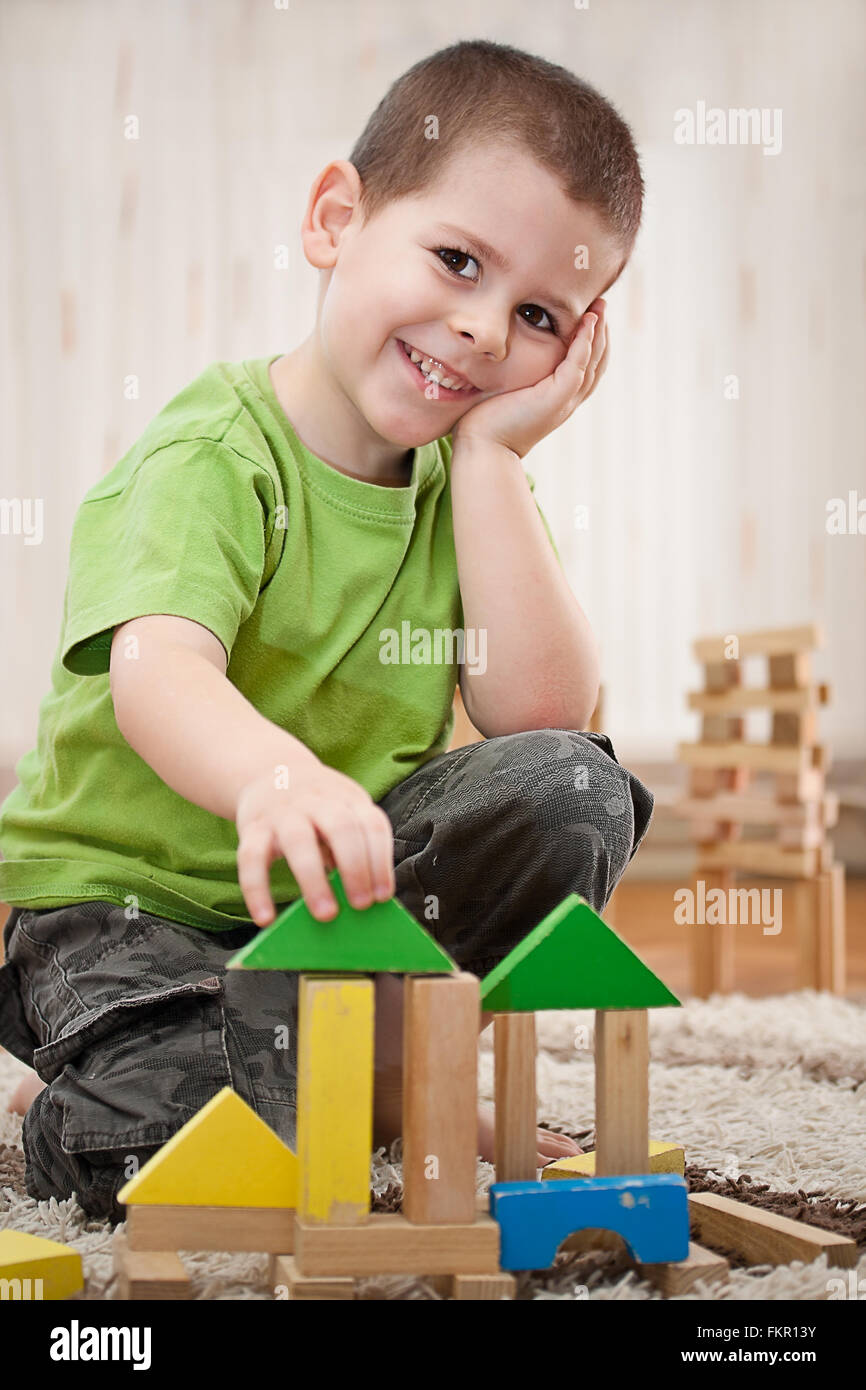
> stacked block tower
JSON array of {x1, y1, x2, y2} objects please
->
[{"x1": 673, "y1": 622, "x2": 845, "y2": 996}]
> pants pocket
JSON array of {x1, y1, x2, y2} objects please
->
[{"x1": 34, "y1": 977, "x2": 231, "y2": 1154}]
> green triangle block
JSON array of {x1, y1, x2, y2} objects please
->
[
  {"x1": 480, "y1": 894, "x2": 680, "y2": 1011},
  {"x1": 226, "y1": 870, "x2": 457, "y2": 974}
]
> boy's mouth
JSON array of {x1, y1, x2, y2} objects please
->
[{"x1": 396, "y1": 339, "x2": 480, "y2": 399}]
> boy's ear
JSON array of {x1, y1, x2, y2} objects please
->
[{"x1": 300, "y1": 160, "x2": 365, "y2": 270}]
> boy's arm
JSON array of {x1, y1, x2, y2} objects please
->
[
  {"x1": 109, "y1": 614, "x2": 396, "y2": 924},
  {"x1": 451, "y1": 438, "x2": 600, "y2": 739},
  {"x1": 450, "y1": 300, "x2": 608, "y2": 740},
  {"x1": 110, "y1": 614, "x2": 319, "y2": 821}
]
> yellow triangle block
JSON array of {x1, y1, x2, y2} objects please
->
[
  {"x1": 0, "y1": 1230, "x2": 83, "y2": 1299},
  {"x1": 541, "y1": 1139, "x2": 685, "y2": 1180},
  {"x1": 117, "y1": 1087, "x2": 298, "y2": 1208}
]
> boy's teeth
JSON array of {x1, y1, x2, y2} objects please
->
[{"x1": 405, "y1": 343, "x2": 466, "y2": 390}]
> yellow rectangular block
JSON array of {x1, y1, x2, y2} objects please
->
[
  {"x1": 541, "y1": 1139, "x2": 685, "y2": 1180},
  {"x1": 297, "y1": 975, "x2": 374, "y2": 1225}
]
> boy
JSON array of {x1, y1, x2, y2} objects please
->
[{"x1": 0, "y1": 39, "x2": 653, "y2": 1221}]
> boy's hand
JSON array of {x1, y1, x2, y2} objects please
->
[
  {"x1": 235, "y1": 759, "x2": 396, "y2": 927},
  {"x1": 452, "y1": 298, "x2": 609, "y2": 460}
]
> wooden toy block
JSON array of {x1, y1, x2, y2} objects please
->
[
  {"x1": 271, "y1": 1254, "x2": 354, "y2": 1300},
  {"x1": 117, "y1": 1086, "x2": 298, "y2": 1208},
  {"x1": 769, "y1": 651, "x2": 814, "y2": 688},
  {"x1": 687, "y1": 683, "x2": 830, "y2": 714},
  {"x1": 226, "y1": 869, "x2": 456, "y2": 973},
  {"x1": 494, "y1": 1012, "x2": 538, "y2": 1183},
  {"x1": 688, "y1": 1192, "x2": 857, "y2": 1268},
  {"x1": 693, "y1": 624, "x2": 821, "y2": 662},
  {"x1": 0, "y1": 1229, "x2": 83, "y2": 1300},
  {"x1": 402, "y1": 972, "x2": 479, "y2": 1224},
  {"x1": 772, "y1": 709, "x2": 818, "y2": 746},
  {"x1": 594, "y1": 1010, "x2": 649, "y2": 1175},
  {"x1": 293, "y1": 1212, "x2": 501, "y2": 1277},
  {"x1": 480, "y1": 894, "x2": 680, "y2": 1012},
  {"x1": 125, "y1": 1203, "x2": 296, "y2": 1253},
  {"x1": 112, "y1": 1229, "x2": 191, "y2": 1300},
  {"x1": 794, "y1": 865, "x2": 846, "y2": 993},
  {"x1": 676, "y1": 794, "x2": 837, "y2": 829},
  {"x1": 297, "y1": 974, "x2": 374, "y2": 1226},
  {"x1": 678, "y1": 741, "x2": 810, "y2": 775},
  {"x1": 542, "y1": 1139, "x2": 685, "y2": 1180},
  {"x1": 692, "y1": 868, "x2": 737, "y2": 998},
  {"x1": 636, "y1": 1240, "x2": 729, "y2": 1294},
  {"x1": 446, "y1": 1273, "x2": 518, "y2": 1300},
  {"x1": 697, "y1": 841, "x2": 825, "y2": 878},
  {"x1": 489, "y1": 1174, "x2": 690, "y2": 1269}
]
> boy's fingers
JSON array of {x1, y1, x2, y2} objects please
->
[
  {"x1": 363, "y1": 806, "x2": 397, "y2": 901},
  {"x1": 581, "y1": 316, "x2": 608, "y2": 401},
  {"x1": 586, "y1": 320, "x2": 610, "y2": 400},
  {"x1": 310, "y1": 805, "x2": 376, "y2": 909},
  {"x1": 273, "y1": 812, "x2": 338, "y2": 920},
  {"x1": 237, "y1": 820, "x2": 278, "y2": 926}
]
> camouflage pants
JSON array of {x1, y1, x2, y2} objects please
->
[{"x1": 0, "y1": 728, "x2": 653, "y2": 1222}]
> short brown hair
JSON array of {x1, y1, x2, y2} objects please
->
[{"x1": 348, "y1": 39, "x2": 644, "y2": 259}]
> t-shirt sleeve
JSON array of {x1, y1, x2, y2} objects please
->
[
  {"x1": 524, "y1": 469, "x2": 563, "y2": 566},
  {"x1": 61, "y1": 439, "x2": 279, "y2": 675}
]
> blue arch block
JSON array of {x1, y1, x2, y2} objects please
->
[{"x1": 489, "y1": 1174, "x2": 690, "y2": 1270}]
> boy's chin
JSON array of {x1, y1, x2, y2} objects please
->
[{"x1": 363, "y1": 401, "x2": 463, "y2": 450}]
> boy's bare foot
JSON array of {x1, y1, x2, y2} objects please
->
[{"x1": 8, "y1": 1070, "x2": 46, "y2": 1115}]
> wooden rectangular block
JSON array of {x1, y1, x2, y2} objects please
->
[
  {"x1": 678, "y1": 742, "x2": 808, "y2": 775},
  {"x1": 594, "y1": 1010, "x2": 649, "y2": 1176},
  {"x1": 814, "y1": 863, "x2": 846, "y2": 994},
  {"x1": 125, "y1": 1203, "x2": 295, "y2": 1253},
  {"x1": 298, "y1": 974, "x2": 374, "y2": 1225},
  {"x1": 694, "y1": 626, "x2": 821, "y2": 663},
  {"x1": 775, "y1": 768, "x2": 826, "y2": 803},
  {"x1": 450, "y1": 1273, "x2": 517, "y2": 1300},
  {"x1": 674, "y1": 795, "x2": 834, "y2": 829},
  {"x1": 271, "y1": 1253, "x2": 354, "y2": 1300},
  {"x1": 494, "y1": 1012, "x2": 538, "y2": 1184},
  {"x1": 294, "y1": 1212, "x2": 501, "y2": 1277},
  {"x1": 113, "y1": 1229, "x2": 191, "y2": 1299},
  {"x1": 772, "y1": 710, "x2": 818, "y2": 746},
  {"x1": 691, "y1": 869, "x2": 736, "y2": 997},
  {"x1": 687, "y1": 685, "x2": 829, "y2": 714},
  {"x1": 697, "y1": 842, "x2": 820, "y2": 878},
  {"x1": 769, "y1": 651, "x2": 813, "y2": 688},
  {"x1": 688, "y1": 1192, "x2": 857, "y2": 1268},
  {"x1": 703, "y1": 658, "x2": 741, "y2": 693},
  {"x1": 402, "y1": 972, "x2": 479, "y2": 1224},
  {"x1": 636, "y1": 1240, "x2": 729, "y2": 1294}
]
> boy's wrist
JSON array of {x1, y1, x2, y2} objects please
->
[
  {"x1": 228, "y1": 729, "x2": 321, "y2": 820},
  {"x1": 450, "y1": 432, "x2": 522, "y2": 467}
]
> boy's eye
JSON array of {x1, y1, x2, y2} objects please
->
[
  {"x1": 519, "y1": 304, "x2": 557, "y2": 334},
  {"x1": 433, "y1": 246, "x2": 559, "y2": 335},
  {"x1": 435, "y1": 246, "x2": 479, "y2": 280}
]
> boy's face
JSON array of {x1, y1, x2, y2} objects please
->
[{"x1": 316, "y1": 140, "x2": 625, "y2": 449}]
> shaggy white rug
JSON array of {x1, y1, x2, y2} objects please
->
[{"x1": 1, "y1": 990, "x2": 864, "y2": 1301}]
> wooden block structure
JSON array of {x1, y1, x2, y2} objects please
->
[
  {"x1": 673, "y1": 623, "x2": 846, "y2": 995},
  {"x1": 108, "y1": 874, "x2": 856, "y2": 1300}
]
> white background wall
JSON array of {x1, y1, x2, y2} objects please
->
[{"x1": 1, "y1": 0, "x2": 864, "y2": 766}]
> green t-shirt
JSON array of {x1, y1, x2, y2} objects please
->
[{"x1": 0, "y1": 355, "x2": 560, "y2": 931}]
